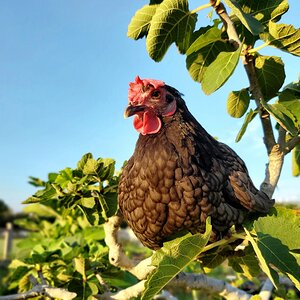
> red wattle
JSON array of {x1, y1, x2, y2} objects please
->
[{"x1": 133, "y1": 111, "x2": 162, "y2": 135}]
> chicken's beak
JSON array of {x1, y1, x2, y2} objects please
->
[{"x1": 124, "y1": 105, "x2": 146, "y2": 118}]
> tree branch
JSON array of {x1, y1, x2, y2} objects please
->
[
  {"x1": 284, "y1": 134, "x2": 300, "y2": 154},
  {"x1": 212, "y1": 1, "x2": 242, "y2": 48},
  {"x1": 213, "y1": 0, "x2": 285, "y2": 198},
  {"x1": 104, "y1": 215, "x2": 135, "y2": 269},
  {"x1": 170, "y1": 272, "x2": 251, "y2": 300},
  {"x1": 104, "y1": 216, "x2": 155, "y2": 280},
  {"x1": 260, "y1": 144, "x2": 285, "y2": 198},
  {"x1": 0, "y1": 274, "x2": 76, "y2": 300},
  {"x1": 243, "y1": 57, "x2": 277, "y2": 154}
]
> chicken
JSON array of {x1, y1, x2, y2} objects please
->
[{"x1": 118, "y1": 76, "x2": 274, "y2": 250}]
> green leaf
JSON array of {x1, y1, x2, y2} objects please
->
[
  {"x1": 278, "y1": 79, "x2": 300, "y2": 134},
  {"x1": 235, "y1": 0, "x2": 289, "y2": 25},
  {"x1": 78, "y1": 205, "x2": 101, "y2": 226},
  {"x1": 55, "y1": 168, "x2": 74, "y2": 188},
  {"x1": 292, "y1": 145, "x2": 300, "y2": 177},
  {"x1": 223, "y1": 0, "x2": 264, "y2": 35},
  {"x1": 254, "y1": 207, "x2": 300, "y2": 251},
  {"x1": 28, "y1": 176, "x2": 46, "y2": 187},
  {"x1": 244, "y1": 228, "x2": 278, "y2": 288},
  {"x1": 82, "y1": 158, "x2": 101, "y2": 176},
  {"x1": 77, "y1": 153, "x2": 93, "y2": 171},
  {"x1": 80, "y1": 197, "x2": 95, "y2": 209},
  {"x1": 87, "y1": 282, "x2": 99, "y2": 296},
  {"x1": 247, "y1": 207, "x2": 300, "y2": 290},
  {"x1": 74, "y1": 257, "x2": 86, "y2": 281},
  {"x1": 278, "y1": 90, "x2": 300, "y2": 133},
  {"x1": 200, "y1": 251, "x2": 227, "y2": 272},
  {"x1": 23, "y1": 203, "x2": 61, "y2": 219},
  {"x1": 261, "y1": 100, "x2": 298, "y2": 136},
  {"x1": 255, "y1": 56, "x2": 285, "y2": 101},
  {"x1": 142, "y1": 219, "x2": 212, "y2": 300},
  {"x1": 98, "y1": 194, "x2": 109, "y2": 221},
  {"x1": 23, "y1": 183, "x2": 57, "y2": 204},
  {"x1": 262, "y1": 22, "x2": 300, "y2": 57},
  {"x1": 146, "y1": 0, "x2": 197, "y2": 61},
  {"x1": 283, "y1": 77, "x2": 300, "y2": 94},
  {"x1": 201, "y1": 45, "x2": 242, "y2": 95},
  {"x1": 200, "y1": 245, "x2": 233, "y2": 272},
  {"x1": 257, "y1": 233, "x2": 300, "y2": 290},
  {"x1": 186, "y1": 40, "x2": 234, "y2": 83},
  {"x1": 228, "y1": 245, "x2": 260, "y2": 279},
  {"x1": 82, "y1": 227, "x2": 105, "y2": 242},
  {"x1": 98, "y1": 158, "x2": 115, "y2": 181},
  {"x1": 232, "y1": 0, "x2": 289, "y2": 46},
  {"x1": 227, "y1": 88, "x2": 250, "y2": 118},
  {"x1": 103, "y1": 192, "x2": 118, "y2": 218},
  {"x1": 22, "y1": 196, "x2": 42, "y2": 204},
  {"x1": 186, "y1": 26, "x2": 222, "y2": 56},
  {"x1": 127, "y1": 5, "x2": 159, "y2": 40},
  {"x1": 235, "y1": 109, "x2": 258, "y2": 142},
  {"x1": 25, "y1": 249, "x2": 61, "y2": 264}
]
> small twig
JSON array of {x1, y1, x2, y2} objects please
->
[
  {"x1": 37, "y1": 270, "x2": 47, "y2": 285},
  {"x1": 277, "y1": 126, "x2": 287, "y2": 148},
  {"x1": 243, "y1": 56, "x2": 276, "y2": 155},
  {"x1": 259, "y1": 278, "x2": 274, "y2": 300},
  {"x1": 191, "y1": 2, "x2": 212, "y2": 14},
  {"x1": 95, "y1": 272, "x2": 110, "y2": 293},
  {"x1": 28, "y1": 274, "x2": 38, "y2": 286},
  {"x1": 248, "y1": 42, "x2": 270, "y2": 54},
  {"x1": 212, "y1": 0, "x2": 242, "y2": 52},
  {"x1": 284, "y1": 134, "x2": 300, "y2": 154},
  {"x1": 0, "y1": 277, "x2": 77, "y2": 300}
]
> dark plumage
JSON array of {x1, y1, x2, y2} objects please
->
[{"x1": 118, "y1": 76, "x2": 274, "y2": 250}]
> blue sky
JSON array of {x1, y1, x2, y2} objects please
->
[{"x1": 0, "y1": 1, "x2": 299, "y2": 212}]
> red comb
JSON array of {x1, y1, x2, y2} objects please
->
[{"x1": 128, "y1": 76, "x2": 165, "y2": 104}]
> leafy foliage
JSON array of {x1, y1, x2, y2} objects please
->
[
  {"x1": 261, "y1": 78, "x2": 300, "y2": 138},
  {"x1": 127, "y1": 0, "x2": 300, "y2": 174},
  {"x1": 24, "y1": 153, "x2": 118, "y2": 224},
  {"x1": 2, "y1": 154, "x2": 138, "y2": 299},
  {"x1": 246, "y1": 207, "x2": 300, "y2": 290},
  {"x1": 261, "y1": 22, "x2": 300, "y2": 57}
]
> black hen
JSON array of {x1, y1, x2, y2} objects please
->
[{"x1": 118, "y1": 76, "x2": 274, "y2": 250}]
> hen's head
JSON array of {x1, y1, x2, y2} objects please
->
[{"x1": 125, "y1": 76, "x2": 180, "y2": 135}]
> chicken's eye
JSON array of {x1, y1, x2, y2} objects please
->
[{"x1": 151, "y1": 90, "x2": 160, "y2": 98}]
